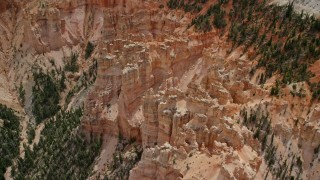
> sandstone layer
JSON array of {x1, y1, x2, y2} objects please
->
[{"x1": 0, "y1": 0, "x2": 319, "y2": 179}]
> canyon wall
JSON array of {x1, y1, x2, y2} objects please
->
[{"x1": 0, "y1": 0, "x2": 319, "y2": 179}]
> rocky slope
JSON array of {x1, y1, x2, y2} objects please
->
[
  {"x1": 272, "y1": 0, "x2": 320, "y2": 18},
  {"x1": 0, "y1": 0, "x2": 319, "y2": 179}
]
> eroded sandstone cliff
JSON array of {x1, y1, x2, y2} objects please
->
[{"x1": 0, "y1": 0, "x2": 319, "y2": 179}]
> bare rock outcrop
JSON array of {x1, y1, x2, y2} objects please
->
[{"x1": 1, "y1": 0, "x2": 319, "y2": 179}]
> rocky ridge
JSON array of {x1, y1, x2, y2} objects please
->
[{"x1": 0, "y1": 0, "x2": 319, "y2": 179}]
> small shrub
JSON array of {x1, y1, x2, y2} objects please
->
[
  {"x1": 18, "y1": 82, "x2": 25, "y2": 104},
  {"x1": 64, "y1": 53, "x2": 79, "y2": 73},
  {"x1": 85, "y1": 42, "x2": 95, "y2": 60},
  {"x1": 27, "y1": 128, "x2": 35, "y2": 144}
]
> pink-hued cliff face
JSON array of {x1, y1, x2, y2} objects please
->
[{"x1": 0, "y1": 0, "x2": 319, "y2": 179}]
